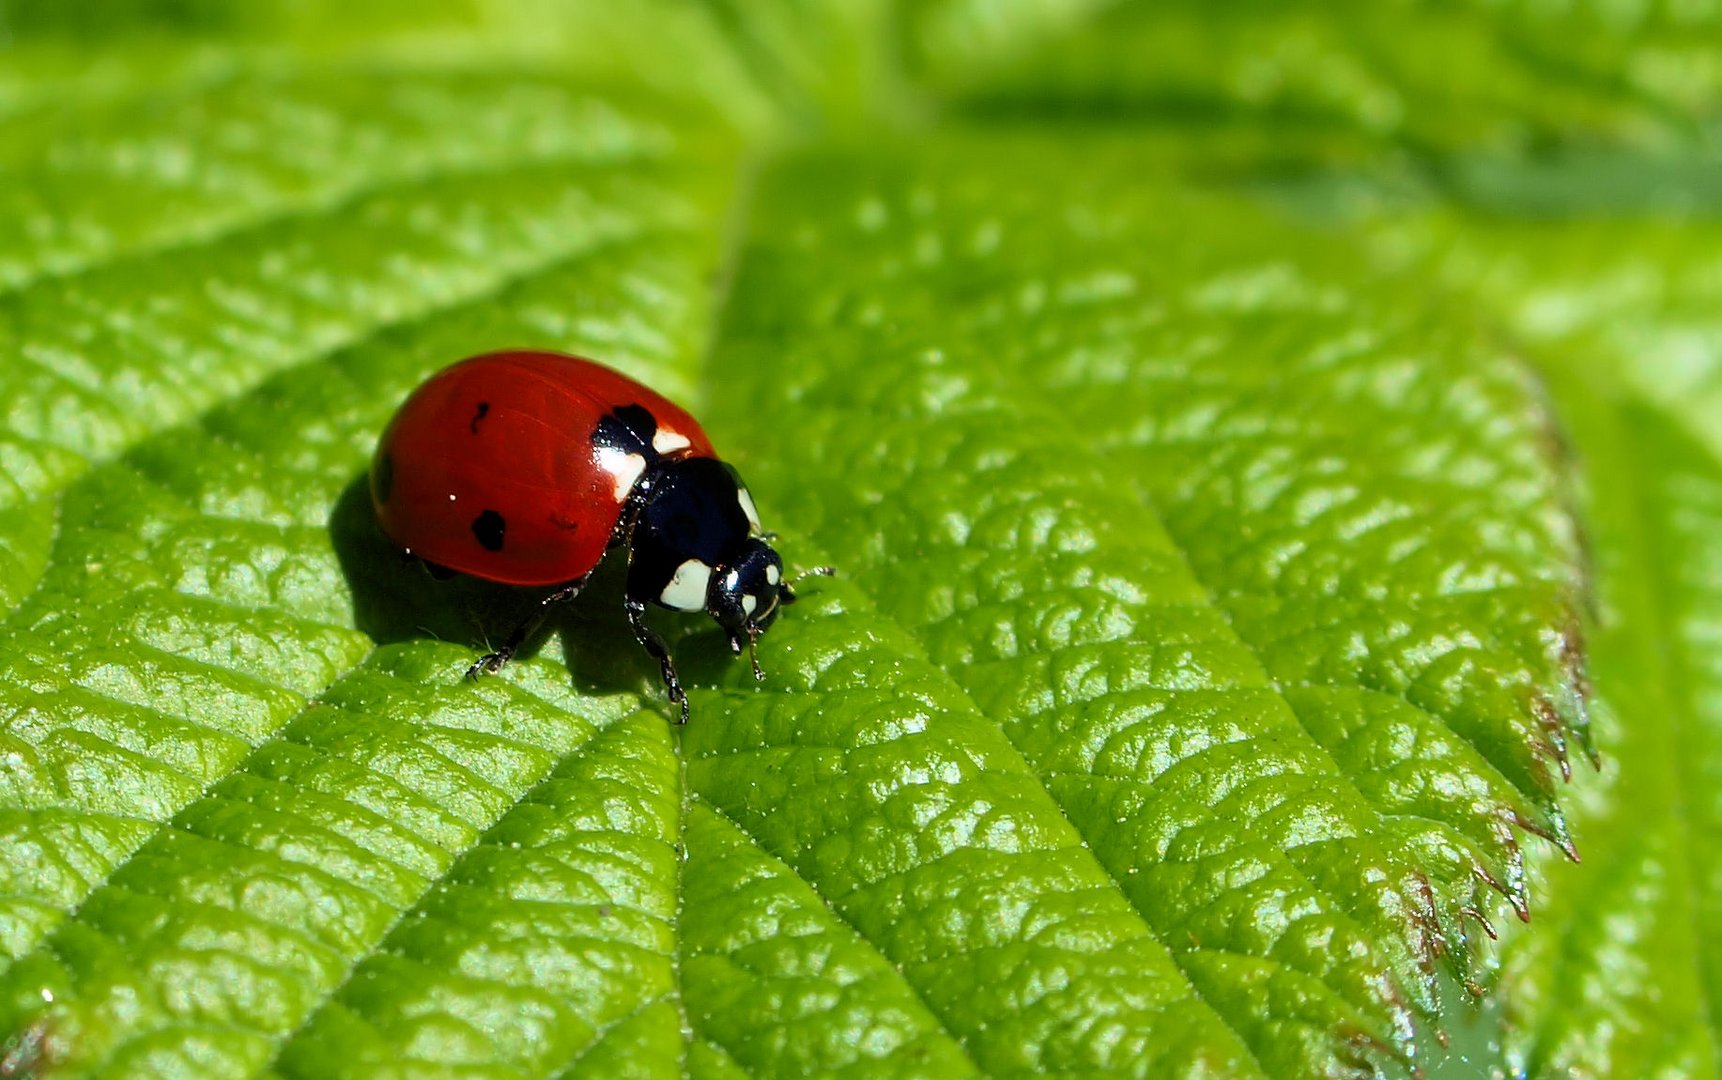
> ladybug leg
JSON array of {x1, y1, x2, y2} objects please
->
[
  {"x1": 625, "y1": 597, "x2": 689, "y2": 725},
  {"x1": 466, "y1": 577, "x2": 588, "y2": 679}
]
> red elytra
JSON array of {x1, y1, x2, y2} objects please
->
[
  {"x1": 372, "y1": 350, "x2": 715, "y2": 586},
  {"x1": 369, "y1": 349, "x2": 830, "y2": 723}
]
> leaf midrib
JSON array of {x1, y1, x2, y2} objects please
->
[{"x1": 250, "y1": 695, "x2": 639, "y2": 1079}]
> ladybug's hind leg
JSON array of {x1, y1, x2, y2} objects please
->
[
  {"x1": 625, "y1": 598, "x2": 688, "y2": 724},
  {"x1": 467, "y1": 576, "x2": 588, "y2": 679}
]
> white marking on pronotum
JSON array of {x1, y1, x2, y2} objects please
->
[
  {"x1": 653, "y1": 428, "x2": 692, "y2": 455},
  {"x1": 596, "y1": 446, "x2": 648, "y2": 501},
  {"x1": 740, "y1": 594, "x2": 758, "y2": 616},
  {"x1": 661, "y1": 558, "x2": 713, "y2": 612},
  {"x1": 736, "y1": 487, "x2": 762, "y2": 532},
  {"x1": 764, "y1": 563, "x2": 780, "y2": 586}
]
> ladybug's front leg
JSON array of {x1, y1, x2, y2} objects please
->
[
  {"x1": 625, "y1": 598, "x2": 688, "y2": 725},
  {"x1": 467, "y1": 576, "x2": 589, "y2": 679}
]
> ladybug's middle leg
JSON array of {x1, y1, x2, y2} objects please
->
[{"x1": 467, "y1": 576, "x2": 589, "y2": 679}]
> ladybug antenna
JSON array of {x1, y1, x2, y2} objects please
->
[{"x1": 783, "y1": 565, "x2": 836, "y2": 604}]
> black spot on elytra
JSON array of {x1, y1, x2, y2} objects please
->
[
  {"x1": 472, "y1": 509, "x2": 506, "y2": 552},
  {"x1": 613, "y1": 403, "x2": 655, "y2": 435},
  {"x1": 374, "y1": 452, "x2": 394, "y2": 502},
  {"x1": 592, "y1": 403, "x2": 659, "y2": 458},
  {"x1": 470, "y1": 401, "x2": 490, "y2": 435}
]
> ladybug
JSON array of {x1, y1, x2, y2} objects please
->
[{"x1": 370, "y1": 349, "x2": 829, "y2": 723}]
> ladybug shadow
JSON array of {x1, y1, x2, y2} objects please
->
[{"x1": 327, "y1": 476, "x2": 735, "y2": 698}]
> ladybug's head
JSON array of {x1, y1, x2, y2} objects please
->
[
  {"x1": 708, "y1": 539, "x2": 836, "y2": 679},
  {"x1": 627, "y1": 456, "x2": 832, "y2": 686},
  {"x1": 708, "y1": 538, "x2": 790, "y2": 656}
]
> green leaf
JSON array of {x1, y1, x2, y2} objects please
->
[
  {"x1": 1501, "y1": 391, "x2": 1722, "y2": 1078},
  {"x1": 908, "y1": 0, "x2": 1722, "y2": 153},
  {"x1": 0, "y1": 5, "x2": 1606, "y2": 1078},
  {"x1": 1352, "y1": 205, "x2": 1722, "y2": 1077},
  {"x1": 691, "y1": 142, "x2": 1584, "y2": 1075}
]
